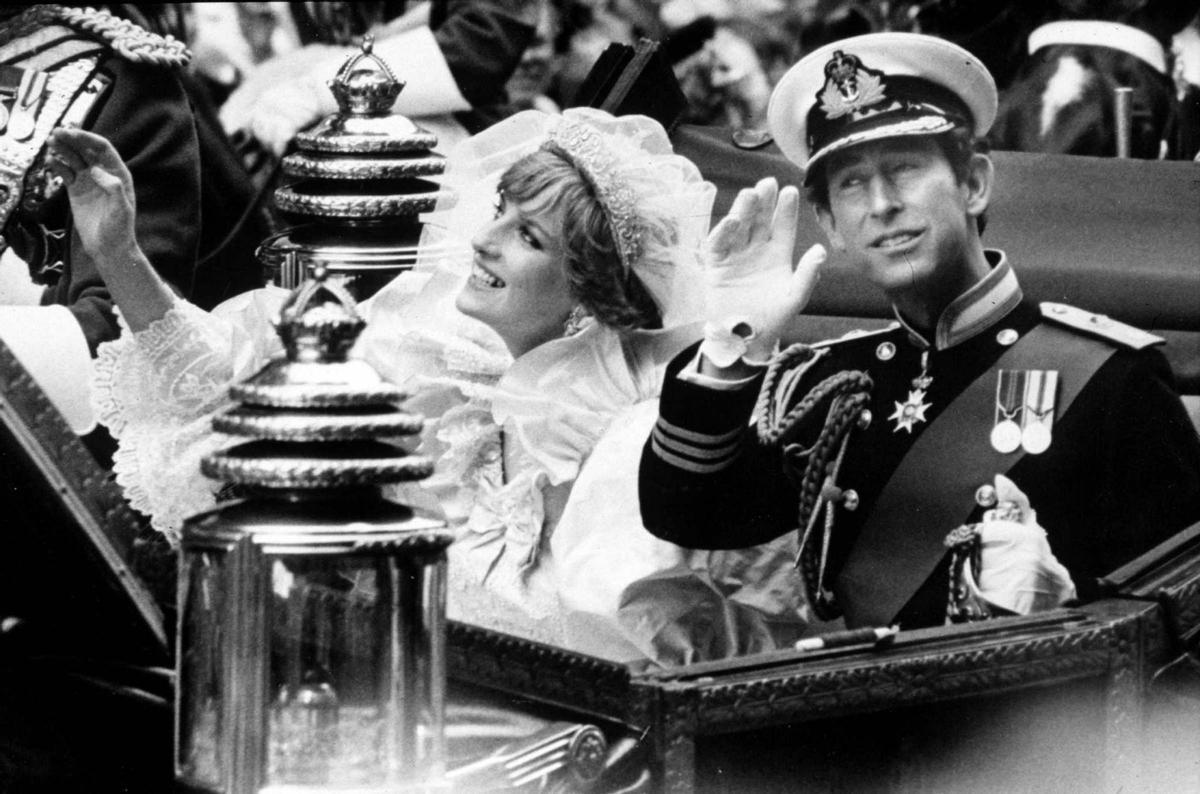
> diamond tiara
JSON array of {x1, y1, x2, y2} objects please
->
[{"x1": 543, "y1": 119, "x2": 643, "y2": 272}]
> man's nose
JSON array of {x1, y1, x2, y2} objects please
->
[{"x1": 867, "y1": 176, "x2": 902, "y2": 217}]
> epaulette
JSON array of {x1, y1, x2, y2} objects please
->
[
  {"x1": 1040, "y1": 302, "x2": 1164, "y2": 350},
  {"x1": 57, "y1": 6, "x2": 190, "y2": 68},
  {"x1": 810, "y1": 321, "x2": 901, "y2": 349}
]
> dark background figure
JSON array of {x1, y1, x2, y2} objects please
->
[
  {"x1": 0, "y1": 8, "x2": 194, "y2": 792},
  {"x1": 907, "y1": 0, "x2": 1049, "y2": 92},
  {"x1": 109, "y1": 2, "x2": 276, "y2": 306},
  {"x1": 987, "y1": 0, "x2": 1200, "y2": 158},
  {"x1": 286, "y1": 0, "x2": 538, "y2": 135},
  {"x1": 1175, "y1": 13, "x2": 1200, "y2": 159},
  {"x1": 0, "y1": 5, "x2": 199, "y2": 354},
  {"x1": 198, "y1": 0, "x2": 537, "y2": 163}
]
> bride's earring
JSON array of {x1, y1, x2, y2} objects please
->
[{"x1": 563, "y1": 305, "x2": 590, "y2": 337}]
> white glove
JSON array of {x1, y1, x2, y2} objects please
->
[
  {"x1": 701, "y1": 177, "x2": 825, "y2": 367},
  {"x1": 218, "y1": 44, "x2": 346, "y2": 156},
  {"x1": 970, "y1": 474, "x2": 1077, "y2": 615}
]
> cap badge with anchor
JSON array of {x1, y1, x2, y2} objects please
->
[
  {"x1": 766, "y1": 32, "x2": 998, "y2": 180},
  {"x1": 819, "y1": 51, "x2": 886, "y2": 118}
]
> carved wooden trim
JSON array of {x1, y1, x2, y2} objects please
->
[
  {"x1": 669, "y1": 626, "x2": 1118, "y2": 735},
  {"x1": 1161, "y1": 574, "x2": 1200, "y2": 643},
  {"x1": 0, "y1": 338, "x2": 166, "y2": 654},
  {"x1": 654, "y1": 684, "x2": 697, "y2": 794},
  {"x1": 445, "y1": 621, "x2": 638, "y2": 727},
  {"x1": 1103, "y1": 613, "x2": 1146, "y2": 789},
  {"x1": 444, "y1": 570, "x2": 1200, "y2": 792}
]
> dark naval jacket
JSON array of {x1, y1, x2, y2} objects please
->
[
  {"x1": 0, "y1": 6, "x2": 199, "y2": 354},
  {"x1": 640, "y1": 253, "x2": 1200, "y2": 629}
]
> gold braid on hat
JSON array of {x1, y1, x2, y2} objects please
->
[{"x1": 542, "y1": 118, "x2": 643, "y2": 273}]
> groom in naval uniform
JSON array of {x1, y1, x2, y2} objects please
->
[{"x1": 639, "y1": 32, "x2": 1200, "y2": 629}]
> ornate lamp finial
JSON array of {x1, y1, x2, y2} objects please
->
[
  {"x1": 328, "y1": 35, "x2": 404, "y2": 116},
  {"x1": 274, "y1": 267, "x2": 366, "y2": 364}
]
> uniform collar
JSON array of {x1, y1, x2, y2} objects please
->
[{"x1": 893, "y1": 250, "x2": 1022, "y2": 351}]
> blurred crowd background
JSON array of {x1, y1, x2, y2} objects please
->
[{"x1": 112, "y1": 1, "x2": 1200, "y2": 162}]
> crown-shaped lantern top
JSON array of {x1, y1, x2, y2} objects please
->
[
  {"x1": 275, "y1": 266, "x2": 366, "y2": 363},
  {"x1": 200, "y1": 269, "x2": 434, "y2": 490},
  {"x1": 328, "y1": 35, "x2": 404, "y2": 116}
]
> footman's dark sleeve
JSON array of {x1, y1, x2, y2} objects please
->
[
  {"x1": 430, "y1": 0, "x2": 535, "y2": 109},
  {"x1": 46, "y1": 57, "x2": 200, "y2": 353}
]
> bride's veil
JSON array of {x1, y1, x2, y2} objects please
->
[{"x1": 356, "y1": 108, "x2": 716, "y2": 392}]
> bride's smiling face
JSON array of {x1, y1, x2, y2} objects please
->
[{"x1": 456, "y1": 189, "x2": 575, "y2": 357}]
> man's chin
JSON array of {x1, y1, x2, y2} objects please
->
[{"x1": 866, "y1": 257, "x2": 929, "y2": 294}]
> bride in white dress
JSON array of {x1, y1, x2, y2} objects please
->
[{"x1": 48, "y1": 107, "x2": 808, "y2": 665}]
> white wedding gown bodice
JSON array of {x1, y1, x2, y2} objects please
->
[{"x1": 91, "y1": 270, "x2": 809, "y2": 665}]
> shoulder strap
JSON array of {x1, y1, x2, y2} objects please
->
[
  {"x1": 835, "y1": 322, "x2": 1120, "y2": 627},
  {"x1": 56, "y1": 6, "x2": 189, "y2": 68},
  {"x1": 1040, "y1": 301, "x2": 1164, "y2": 350}
]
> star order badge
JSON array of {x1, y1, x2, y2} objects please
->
[{"x1": 890, "y1": 388, "x2": 930, "y2": 433}]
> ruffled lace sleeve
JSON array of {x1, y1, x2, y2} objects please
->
[{"x1": 91, "y1": 289, "x2": 289, "y2": 542}]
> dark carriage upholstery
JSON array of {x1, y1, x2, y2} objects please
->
[{"x1": 671, "y1": 125, "x2": 1200, "y2": 426}]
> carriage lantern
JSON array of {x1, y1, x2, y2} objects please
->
[
  {"x1": 257, "y1": 37, "x2": 451, "y2": 301},
  {"x1": 174, "y1": 270, "x2": 452, "y2": 793}
]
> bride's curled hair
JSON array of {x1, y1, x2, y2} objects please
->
[
  {"x1": 499, "y1": 149, "x2": 662, "y2": 331},
  {"x1": 418, "y1": 108, "x2": 717, "y2": 340}
]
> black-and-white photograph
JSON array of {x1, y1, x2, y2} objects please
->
[{"x1": 1, "y1": 2, "x2": 1198, "y2": 791}]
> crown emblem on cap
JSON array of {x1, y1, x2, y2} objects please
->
[{"x1": 819, "y1": 51, "x2": 886, "y2": 119}]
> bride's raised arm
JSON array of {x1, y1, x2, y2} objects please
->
[
  {"x1": 48, "y1": 126, "x2": 285, "y2": 539},
  {"x1": 47, "y1": 126, "x2": 176, "y2": 333}
]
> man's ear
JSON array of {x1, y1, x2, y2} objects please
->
[
  {"x1": 964, "y1": 152, "x2": 993, "y2": 219},
  {"x1": 814, "y1": 204, "x2": 845, "y2": 251}
]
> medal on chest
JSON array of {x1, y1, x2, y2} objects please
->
[
  {"x1": 990, "y1": 369, "x2": 1023, "y2": 453},
  {"x1": 990, "y1": 368, "x2": 1058, "y2": 454},
  {"x1": 1020, "y1": 370, "x2": 1057, "y2": 454},
  {"x1": 889, "y1": 350, "x2": 933, "y2": 433}
]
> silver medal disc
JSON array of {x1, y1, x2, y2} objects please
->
[
  {"x1": 1021, "y1": 422, "x2": 1052, "y2": 454},
  {"x1": 990, "y1": 420, "x2": 1022, "y2": 453}
]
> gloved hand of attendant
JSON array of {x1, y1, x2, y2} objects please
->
[
  {"x1": 218, "y1": 22, "x2": 474, "y2": 159},
  {"x1": 700, "y1": 176, "x2": 825, "y2": 370},
  {"x1": 959, "y1": 474, "x2": 1077, "y2": 616},
  {"x1": 217, "y1": 44, "x2": 346, "y2": 157}
]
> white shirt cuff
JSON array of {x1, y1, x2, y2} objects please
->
[{"x1": 677, "y1": 349, "x2": 760, "y2": 391}]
